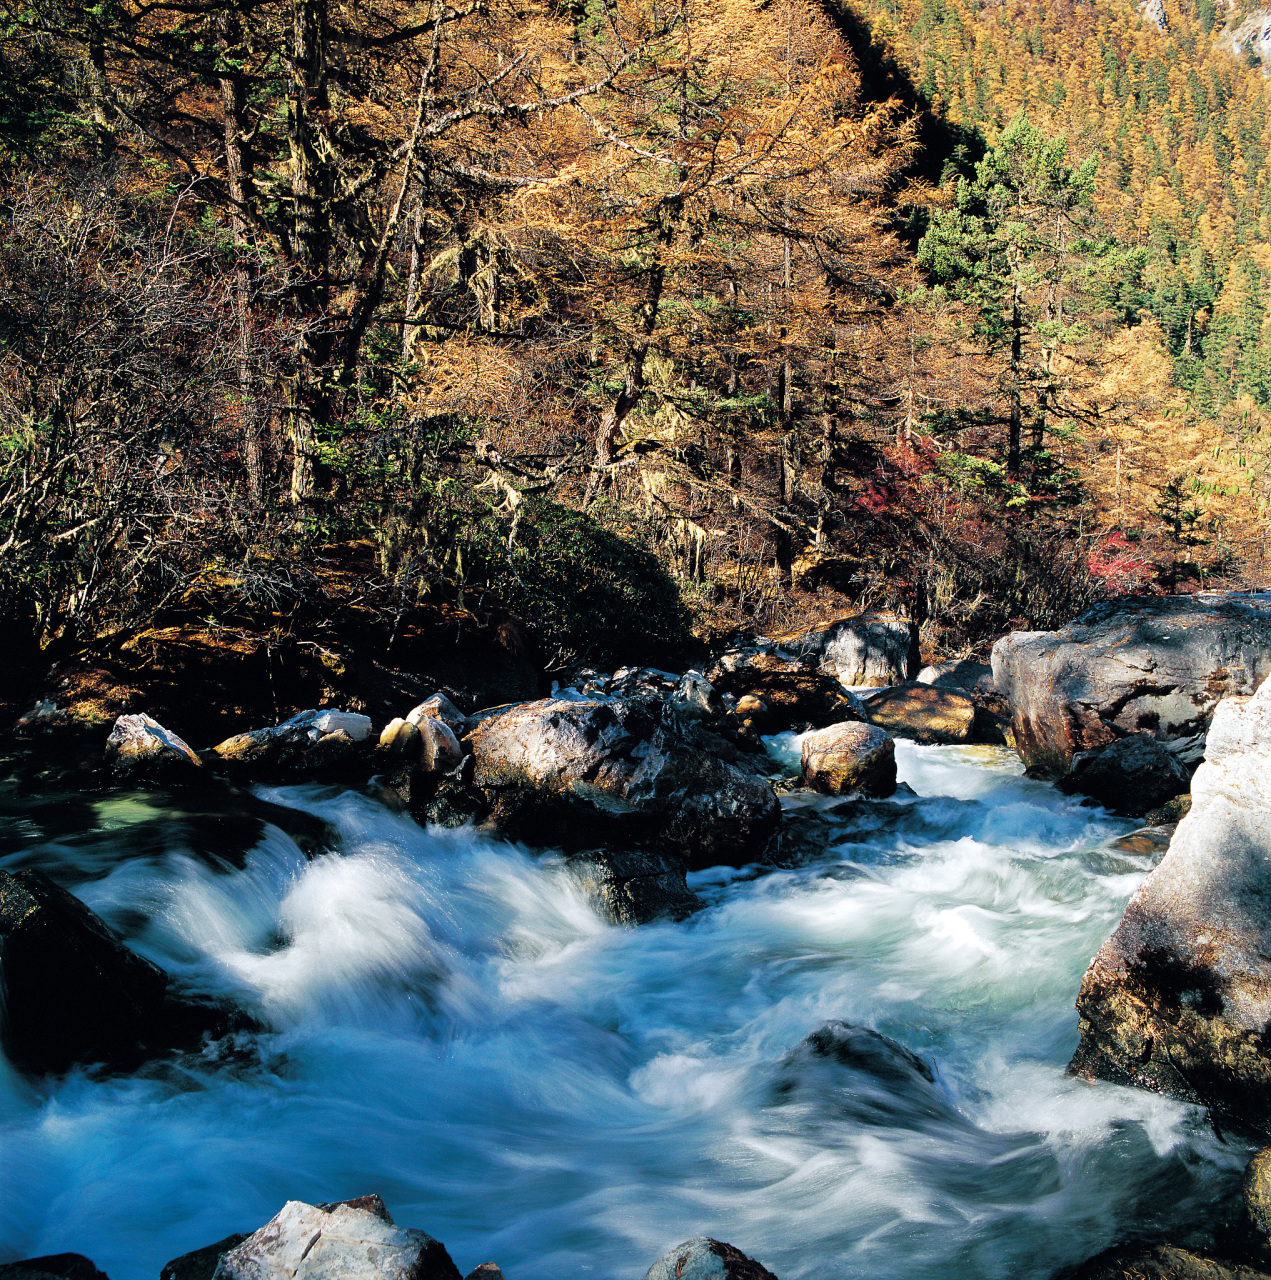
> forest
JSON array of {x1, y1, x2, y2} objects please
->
[{"x1": 1, "y1": 0, "x2": 1269, "y2": 681}]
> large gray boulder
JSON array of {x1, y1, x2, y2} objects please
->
[
  {"x1": 772, "y1": 611, "x2": 917, "y2": 688},
  {"x1": 213, "y1": 1197, "x2": 460, "y2": 1280},
  {"x1": 1069, "y1": 677, "x2": 1271, "y2": 1135},
  {"x1": 992, "y1": 593, "x2": 1271, "y2": 777},
  {"x1": 466, "y1": 698, "x2": 779, "y2": 868},
  {"x1": 642, "y1": 1239, "x2": 778, "y2": 1280}
]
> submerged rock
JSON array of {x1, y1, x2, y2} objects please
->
[
  {"x1": 860, "y1": 683, "x2": 977, "y2": 745},
  {"x1": 800, "y1": 722, "x2": 896, "y2": 797},
  {"x1": 642, "y1": 1239, "x2": 778, "y2": 1280},
  {"x1": 1058, "y1": 732, "x2": 1192, "y2": 817},
  {"x1": 213, "y1": 1196, "x2": 461, "y2": 1280},
  {"x1": 1069, "y1": 677, "x2": 1271, "y2": 1135},
  {"x1": 992, "y1": 593, "x2": 1271, "y2": 777},
  {"x1": 104, "y1": 713, "x2": 202, "y2": 780},
  {"x1": 566, "y1": 849, "x2": 700, "y2": 924},
  {"x1": 0, "y1": 1257, "x2": 110, "y2": 1280},
  {"x1": 467, "y1": 698, "x2": 779, "y2": 867},
  {"x1": 0, "y1": 867, "x2": 169, "y2": 1074}
]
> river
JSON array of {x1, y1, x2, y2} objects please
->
[{"x1": 0, "y1": 738, "x2": 1246, "y2": 1280}]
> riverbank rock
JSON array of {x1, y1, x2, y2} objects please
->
[
  {"x1": 467, "y1": 697, "x2": 779, "y2": 867},
  {"x1": 860, "y1": 684, "x2": 977, "y2": 745},
  {"x1": 992, "y1": 593, "x2": 1271, "y2": 777},
  {"x1": 104, "y1": 714, "x2": 202, "y2": 781},
  {"x1": 210, "y1": 1196, "x2": 461, "y2": 1280},
  {"x1": 916, "y1": 660, "x2": 996, "y2": 694},
  {"x1": 210, "y1": 709, "x2": 375, "y2": 780},
  {"x1": 1068, "y1": 677, "x2": 1271, "y2": 1136},
  {"x1": 1058, "y1": 732, "x2": 1192, "y2": 816},
  {"x1": 800, "y1": 722, "x2": 896, "y2": 797},
  {"x1": 643, "y1": 1239, "x2": 779, "y2": 1280},
  {"x1": 0, "y1": 867, "x2": 169, "y2": 1074},
  {"x1": 771, "y1": 611, "x2": 918, "y2": 688}
]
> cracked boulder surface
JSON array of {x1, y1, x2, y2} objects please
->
[
  {"x1": 1068, "y1": 678, "x2": 1271, "y2": 1138},
  {"x1": 991, "y1": 593, "x2": 1271, "y2": 777},
  {"x1": 466, "y1": 697, "x2": 780, "y2": 869}
]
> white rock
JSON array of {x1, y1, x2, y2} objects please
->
[
  {"x1": 312, "y1": 710, "x2": 373, "y2": 741},
  {"x1": 214, "y1": 1197, "x2": 460, "y2": 1280}
]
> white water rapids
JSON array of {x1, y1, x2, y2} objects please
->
[{"x1": 0, "y1": 740, "x2": 1248, "y2": 1280}]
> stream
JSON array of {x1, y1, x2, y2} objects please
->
[{"x1": 0, "y1": 738, "x2": 1247, "y2": 1280}]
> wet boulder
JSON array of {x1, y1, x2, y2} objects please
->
[
  {"x1": 860, "y1": 683, "x2": 977, "y2": 745},
  {"x1": 0, "y1": 868, "x2": 169, "y2": 1074},
  {"x1": 707, "y1": 652, "x2": 865, "y2": 733},
  {"x1": 1058, "y1": 732, "x2": 1192, "y2": 817},
  {"x1": 212, "y1": 1196, "x2": 461, "y2": 1280},
  {"x1": 406, "y1": 694, "x2": 467, "y2": 735},
  {"x1": 992, "y1": 593, "x2": 1271, "y2": 777},
  {"x1": 642, "y1": 1239, "x2": 779, "y2": 1280},
  {"x1": 1069, "y1": 677, "x2": 1271, "y2": 1136},
  {"x1": 566, "y1": 849, "x2": 700, "y2": 924},
  {"x1": 211, "y1": 708, "x2": 375, "y2": 780},
  {"x1": 104, "y1": 713, "x2": 202, "y2": 780},
  {"x1": 467, "y1": 698, "x2": 779, "y2": 867},
  {"x1": 800, "y1": 722, "x2": 896, "y2": 797},
  {"x1": 161, "y1": 1237, "x2": 250, "y2": 1280}
]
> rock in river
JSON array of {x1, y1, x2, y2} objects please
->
[
  {"x1": 1058, "y1": 732, "x2": 1192, "y2": 817},
  {"x1": 643, "y1": 1239, "x2": 779, "y2": 1280},
  {"x1": 467, "y1": 696, "x2": 779, "y2": 867},
  {"x1": 0, "y1": 867, "x2": 169, "y2": 1074},
  {"x1": 1069, "y1": 675, "x2": 1271, "y2": 1135},
  {"x1": 204, "y1": 1196, "x2": 461, "y2": 1280},
  {"x1": 800, "y1": 722, "x2": 896, "y2": 797},
  {"x1": 104, "y1": 713, "x2": 202, "y2": 780},
  {"x1": 992, "y1": 593, "x2": 1271, "y2": 777},
  {"x1": 860, "y1": 683, "x2": 977, "y2": 745}
]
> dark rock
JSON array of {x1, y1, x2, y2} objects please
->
[
  {"x1": 213, "y1": 1197, "x2": 461, "y2": 1280},
  {"x1": 642, "y1": 1239, "x2": 778, "y2": 1280},
  {"x1": 467, "y1": 698, "x2": 778, "y2": 867},
  {"x1": 860, "y1": 683, "x2": 977, "y2": 745},
  {"x1": 800, "y1": 722, "x2": 896, "y2": 797},
  {"x1": 707, "y1": 653, "x2": 865, "y2": 733},
  {"x1": 1108, "y1": 826, "x2": 1175, "y2": 857},
  {"x1": 0, "y1": 1256, "x2": 110, "y2": 1280},
  {"x1": 461, "y1": 1268, "x2": 506, "y2": 1280},
  {"x1": 1066, "y1": 1244, "x2": 1271, "y2": 1280},
  {"x1": 566, "y1": 849, "x2": 700, "y2": 924},
  {"x1": 0, "y1": 868, "x2": 168, "y2": 1074},
  {"x1": 1058, "y1": 732, "x2": 1193, "y2": 817},
  {"x1": 1145, "y1": 794, "x2": 1194, "y2": 827},
  {"x1": 1069, "y1": 680, "x2": 1271, "y2": 1136},
  {"x1": 992, "y1": 593, "x2": 1271, "y2": 777},
  {"x1": 161, "y1": 1236, "x2": 250, "y2": 1280},
  {"x1": 666, "y1": 672, "x2": 725, "y2": 725}
]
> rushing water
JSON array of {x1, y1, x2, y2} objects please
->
[{"x1": 0, "y1": 740, "x2": 1249, "y2": 1280}]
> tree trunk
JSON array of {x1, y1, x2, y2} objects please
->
[
  {"x1": 285, "y1": 0, "x2": 334, "y2": 505},
  {"x1": 1008, "y1": 283, "x2": 1023, "y2": 477},
  {"x1": 219, "y1": 12, "x2": 262, "y2": 500}
]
